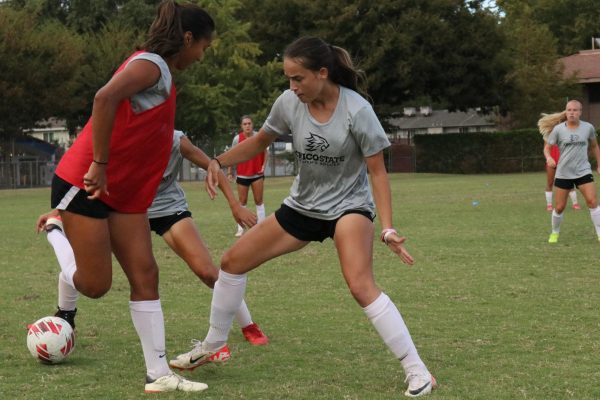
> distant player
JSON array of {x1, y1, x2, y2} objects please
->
[
  {"x1": 541, "y1": 100, "x2": 600, "y2": 243},
  {"x1": 227, "y1": 115, "x2": 268, "y2": 237}
]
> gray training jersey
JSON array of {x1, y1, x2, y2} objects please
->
[
  {"x1": 263, "y1": 87, "x2": 390, "y2": 220},
  {"x1": 547, "y1": 121, "x2": 597, "y2": 179},
  {"x1": 147, "y1": 130, "x2": 188, "y2": 219}
]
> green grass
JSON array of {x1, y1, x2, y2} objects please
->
[{"x1": 1, "y1": 173, "x2": 599, "y2": 399}]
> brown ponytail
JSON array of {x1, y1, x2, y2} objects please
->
[
  {"x1": 284, "y1": 36, "x2": 369, "y2": 99},
  {"x1": 141, "y1": 0, "x2": 214, "y2": 59}
]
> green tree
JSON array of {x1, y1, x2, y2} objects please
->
[
  {"x1": 175, "y1": 0, "x2": 284, "y2": 149},
  {"x1": 0, "y1": 6, "x2": 83, "y2": 139},
  {"x1": 239, "y1": 0, "x2": 508, "y2": 116},
  {"x1": 497, "y1": 1, "x2": 578, "y2": 128},
  {"x1": 526, "y1": 0, "x2": 600, "y2": 56}
]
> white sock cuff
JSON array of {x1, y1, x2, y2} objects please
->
[
  {"x1": 218, "y1": 270, "x2": 247, "y2": 286},
  {"x1": 129, "y1": 299, "x2": 162, "y2": 312},
  {"x1": 256, "y1": 203, "x2": 265, "y2": 211},
  {"x1": 363, "y1": 292, "x2": 389, "y2": 319},
  {"x1": 590, "y1": 206, "x2": 600, "y2": 215},
  {"x1": 552, "y1": 210, "x2": 563, "y2": 218}
]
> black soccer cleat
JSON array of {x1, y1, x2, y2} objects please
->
[{"x1": 54, "y1": 307, "x2": 77, "y2": 330}]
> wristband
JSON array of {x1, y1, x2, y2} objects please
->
[
  {"x1": 212, "y1": 157, "x2": 222, "y2": 168},
  {"x1": 93, "y1": 159, "x2": 108, "y2": 165},
  {"x1": 380, "y1": 228, "x2": 397, "y2": 244}
]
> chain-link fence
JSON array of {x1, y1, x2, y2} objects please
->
[
  {"x1": 0, "y1": 144, "x2": 297, "y2": 189},
  {"x1": 0, "y1": 159, "x2": 55, "y2": 189}
]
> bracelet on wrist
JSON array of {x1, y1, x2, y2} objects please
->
[
  {"x1": 380, "y1": 228, "x2": 397, "y2": 244},
  {"x1": 212, "y1": 157, "x2": 222, "y2": 168},
  {"x1": 93, "y1": 159, "x2": 108, "y2": 165}
]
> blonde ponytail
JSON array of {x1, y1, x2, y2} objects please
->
[{"x1": 537, "y1": 111, "x2": 566, "y2": 138}]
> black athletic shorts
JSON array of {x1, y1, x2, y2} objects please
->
[
  {"x1": 554, "y1": 174, "x2": 594, "y2": 190},
  {"x1": 274, "y1": 204, "x2": 374, "y2": 242},
  {"x1": 149, "y1": 210, "x2": 192, "y2": 235},
  {"x1": 236, "y1": 175, "x2": 264, "y2": 186},
  {"x1": 51, "y1": 175, "x2": 114, "y2": 219}
]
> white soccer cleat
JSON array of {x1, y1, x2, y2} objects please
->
[
  {"x1": 169, "y1": 340, "x2": 230, "y2": 371},
  {"x1": 144, "y1": 372, "x2": 208, "y2": 393},
  {"x1": 235, "y1": 227, "x2": 244, "y2": 237},
  {"x1": 404, "y1": 369, "x2": 437, "y2": 397}
]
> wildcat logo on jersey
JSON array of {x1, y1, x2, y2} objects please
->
[
  {"x1": 305, "y1": 133, "x2": 329, "y2": 152},
  {"x1": 295, "y1": 132, "x2": 344, "y2": 167}
]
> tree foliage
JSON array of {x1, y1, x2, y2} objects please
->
[
  {"x1": 174, "y1": 0, "x2": 284, "y2": 148},
  {"x1": 0, "y1": 6, "x2": 83, "y2": 137},
  {"x1": 0, "y1": 0, "x2": 593, "y2": 144},
  {"x1": 497, "y1": 1, "x2": 578, "y2": 129}
]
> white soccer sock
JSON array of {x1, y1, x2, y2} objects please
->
[
  {"x1": 236, "y1": 205, "x2": 247, "y2": 232},
  {"x1": 205, "y1": 270, "x2": 247, "y2": 350},
  {"x1": 235, "y1": 299, "x2": 253, "y2": 328},
  {"x1": 256, "y1": 203, "x2": 266, "y2": 222},
  {"x1": 57, "y1": 272, "x2": 78, "y2": 311},
  {"x1": 589, "y1": 206, "x2": 600, "y2": 236},
  {"x1": 363, "y1": 292, "x2": 425, "y2": 374},
  {"x1": 551, "y1": 210, "x2": 564, "y2": 233},
  {"x1": 545, "y1": 191, "x2": 553, "y2": 205},
  {"x1": 47, "y1": 230, "x2": 77, "y2": 288},
  {"x1": 569, "y1": 191, "x2": 579, "y2": 205},
  {"x1": 129, "y1": 300, "x2": 170, "y2": 380}
]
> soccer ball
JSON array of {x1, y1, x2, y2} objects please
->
[{"x1": 27, "y1": 316, "x2": 75, "y2": 364}]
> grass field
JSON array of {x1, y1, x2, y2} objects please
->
[{"x1": 1, "y1": 172, "x2": 599, "y2": 399}]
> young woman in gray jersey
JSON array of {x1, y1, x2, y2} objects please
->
[
  {"x1": 170, "y1": 36, "x2": 436, "y2": 398},
  {"x1": 543, "y1": 100, "x2": 600, "y2": 243},
  {"x1": 148, "y1": 130, "x2": 269, "y2": 347}
]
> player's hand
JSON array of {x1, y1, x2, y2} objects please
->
[
  {"x1": 385, "y1": 233, "x2": 414, "y2": 265},
  {"x1": 232, "y1": 203, "x2": 257, "y2": 228},
  {"x1": 205, "y1": 159, "x2": 221, "y2": 199},
  {"x1": 83, "y1": 162, "x2": 108, "y2": 199},
  {"x1": 546, "y1": 157, "x2": 557, "y2": 169},
  {"x1": 36, "y1": 210, "x2": 59, "y2": 233}
]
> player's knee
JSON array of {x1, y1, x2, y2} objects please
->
[
  {"x1": 347, "y1": 280, "x2": 376, "y2": 305},
  {"x1": 219, "y1": 249, "x2": 240, "y2": 273},
  {"x1": 220, "y1": 251, "x2": 233, "y2": 271},
  {"x1": 194, "y1": 267, "x2": 218, "y2": 287},
  {"x1": 78, "y1": 281, "x2": 111, "y2": 299},
  {"x1": 585, "y1": 199, "x2": 597, "y2": 208}
]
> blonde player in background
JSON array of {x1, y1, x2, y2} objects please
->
[{"x1": 540, "y1": 100, "x2": 600, "y2": 243}]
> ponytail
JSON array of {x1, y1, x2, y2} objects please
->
[
  {"x1": 141, "y1": 0, "x2": 214, "y2": 59},
  {"x1": 537, "y1": 111, "x2": 566, "y2": 138},
  {"x1": 284, "y1": 36, "x2": 369, "y2": 99}
]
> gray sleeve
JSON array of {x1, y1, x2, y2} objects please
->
[
  {"x1": 547, "y1": 126, "x2": 559, "y2": 145},
  {"x1": 350, "y1": 106, "x2": 390, "y2": 157},
  {"x1": 589, "y1": 123, "x2": 597, "y2": 139},
  {"x1": 262, "y1": 93, "x2": 291, "y2": 136}
]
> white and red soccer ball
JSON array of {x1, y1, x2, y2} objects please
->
[{"x1": 27, "y1": 316, "x2": 75, "y2": 364}]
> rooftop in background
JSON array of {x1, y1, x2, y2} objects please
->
[
  {"x1": 387, "y1": 108, "x2": 496, "y2": 142},
  {"x1": 560, "y1": 49, "x2": 600, "y2": 83}
]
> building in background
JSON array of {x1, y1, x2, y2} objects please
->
[
  {"x1": 387, "y1": 106, "x2": 496, "y2": 144},
  {"x1": 25, "y1": 118, "x2": 71, "y2": 150},
  {"x1": 559, "y1": 49, "x2": 600, "y2": 127}
]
